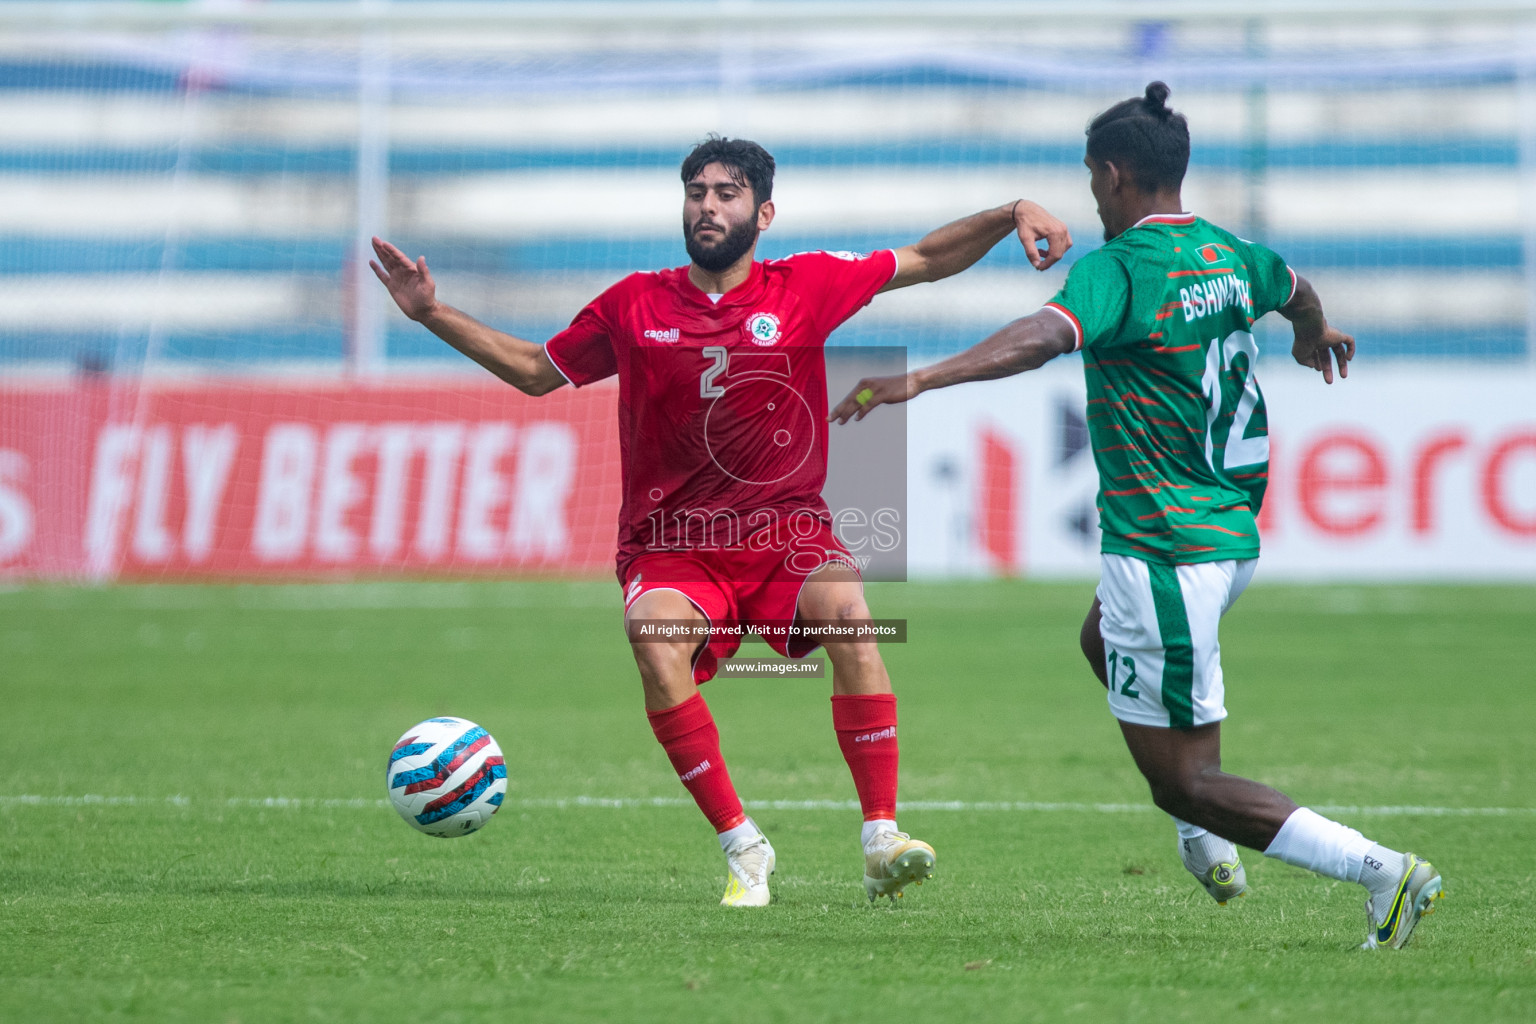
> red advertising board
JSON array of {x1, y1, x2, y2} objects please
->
[
  {"x1": 0, "y1": 381, "x2": 621, "y2": 579},
  {"x1": 7, "y1": 367, "x2": 1534, "y2": 582}
]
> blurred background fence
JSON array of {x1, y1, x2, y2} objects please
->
[{"x1": 2, "y1": 1, "x2": 1534, "y2": 581}]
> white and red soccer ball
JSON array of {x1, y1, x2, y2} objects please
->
[{"x1": 386, "y1": 717, "x2": 506, "y2": 837}]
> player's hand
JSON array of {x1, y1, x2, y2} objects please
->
[
  {"x1": 829, "y1": 373, "x2": 921, "y2": 424},
  {"x1": 1013, "y1": 200, "x2": 1072, "y2": 271},
  {"x1": 1291, "y1": 322, "x2": 1355, "y2": 384},
  {"x1": 370, "y1": 236, "x2": 439, "y2": 322}
]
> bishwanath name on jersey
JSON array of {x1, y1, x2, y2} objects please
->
[{"x1": 1178, "y1": 273, "x2": 1254, "y2": 323}]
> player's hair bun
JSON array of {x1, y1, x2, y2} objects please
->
[{"x1": 1085, "y1": 80, "x2": 1188, "y2": 192}]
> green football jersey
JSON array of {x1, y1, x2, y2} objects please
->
[{"x1": 1044, "y1": 213, "x2": 1296, "y2": 565}]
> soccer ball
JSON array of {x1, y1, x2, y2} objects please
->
[{"x1": 386, "y1": 716, "x2": 507, "y2": 837}]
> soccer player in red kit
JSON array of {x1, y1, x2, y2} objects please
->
[{"x1": 372, "y1": 136, "x2": 1071, "y2": 906}]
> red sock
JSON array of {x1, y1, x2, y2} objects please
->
[
  {"x1": 832, "y1": 694, "x2": 899, "y2": 821},
  {"x1": 647, "y1": 693, "x2": 746, "y2": 833}
]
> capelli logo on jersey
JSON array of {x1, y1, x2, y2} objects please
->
[
  {"x1": 745, "y1": 312, "x2": 780, "y2": 346},
  {"x1": 643, "y1": 328, "x2": 680, "y2": 343}
]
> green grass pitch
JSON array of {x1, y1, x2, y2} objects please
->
[{"x1": 2, "y1": 579, "x2": 1533, "y2": 1023}]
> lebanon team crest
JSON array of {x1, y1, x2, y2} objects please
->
[{"x1": 745, "y1": 311, "x2": 781, "y2": 346}]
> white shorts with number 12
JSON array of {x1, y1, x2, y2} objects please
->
[{"x1": 1096, "y1": 553, "x2": 1258, "y2": 729}]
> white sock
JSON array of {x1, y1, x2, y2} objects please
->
[
  {"x1": 861, "y1": 818, "x2": 898, "y2": 850},
  {"x1": 1358, "y1": 844, "x2": 1406, "y2": 892},
  {"x1": 1359, "y1": 843, "x2": 1409, "y2": 921},
  {"x1": 1171, "y1": 816, "x2": 1234, "y2": 871},
  {"x1": 1263, "y1": 807, "x2": 1376, "y2": 883},
  {"x1": 1171, "y1": 815, "x2": 1207, "y2": 841},
  {"x1": 718, "y1": 818, "x2": 761, "y2": 851}
]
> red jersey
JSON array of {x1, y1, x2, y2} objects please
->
[{"x1": 544, "y1": 249, "x2": 898, "y2": 579}]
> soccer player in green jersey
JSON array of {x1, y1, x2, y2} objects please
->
[{"x1": 832, "y1": 83, "x2": 1443, "y2": 950}]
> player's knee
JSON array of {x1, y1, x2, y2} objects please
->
[
  {"x1": 817, "y1": 595, "x2": 881, "y2": 665},
  {"x1": 1145, "y1": 771, "x2": 1202, "y2": 819},
  {"x1": 1147, "y1": 783, "x2": 1192, "y2": 820},
  {"x1": 800, "y1": 585, "x2": 868, "y2": 624},
  {"x1": 809, "y1": 591, "x2": 880, "y2": 669},
  {"x1": 830, "y1": 596, "x2": 870, "y2": 624},
  {"x1": 628, "y1": 636, "x2": 694, "y2": 677},
  {"x1": 1148, "y1": 767, "x2": 1231, "y2": 821}
]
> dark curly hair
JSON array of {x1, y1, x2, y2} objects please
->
[
  {"x1": 680, "y1": 135, "x2": 775, "y2": 205},
  {"x1": 1086, "y1": 81, "x2": 1190, "y2": 194}
]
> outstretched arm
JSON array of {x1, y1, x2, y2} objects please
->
[
  {"x1": 370, "y1": 236, "x2": 567, "y2": 396},
  {"x1": 1281, "y1": 273, "x2": 1355, "y2": 384},
  {"x1": 831, "y1": 309, "x2": 1077, "y2": 423},
  {"x1": 879, "y1": 200, "x2": 1072, "y2": 292}
]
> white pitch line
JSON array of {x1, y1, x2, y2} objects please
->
[{"x1": 2, "y1": 794, "x2": 1533, "y2": 817}]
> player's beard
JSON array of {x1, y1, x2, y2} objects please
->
[{"x1": 684, "y1": 211, "x2": 760, "y2": 273}]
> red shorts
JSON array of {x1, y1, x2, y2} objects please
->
[{"x1": 620, "y1": 521, "x2": 858, "y2": 683}]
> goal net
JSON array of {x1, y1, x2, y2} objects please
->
[{"x1": 2, "y1": 2, "x2": 1533, "y2": 581}]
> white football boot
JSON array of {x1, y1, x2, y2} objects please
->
[
  {"x1": 720, "y1": 826, "x2": 775, "y2": 907},
  {"x1": 863, "y1": 827, "x2": 936, "y2": 903},
  {"x1": 1179, "y1": 833, "x2": 1248, "y2": 905}
]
